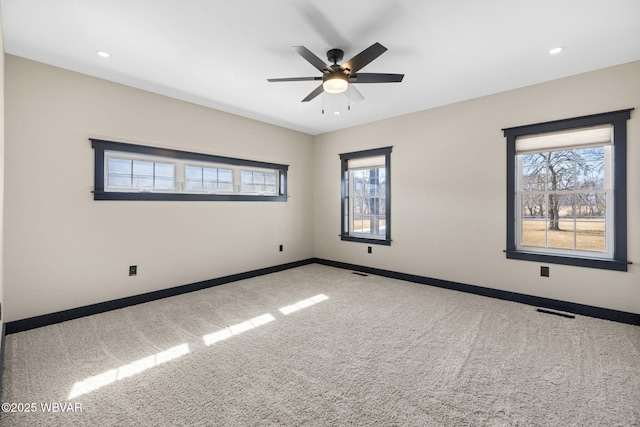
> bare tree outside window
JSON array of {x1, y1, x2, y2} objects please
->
[{"x1": 520, "y1": 146, "x2": 606, "y2": 252}]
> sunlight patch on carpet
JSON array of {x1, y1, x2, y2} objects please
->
[
  {"x1": 203, "y1": 313, "x2": 276, "y2": 346},
  {"x1": 279, "y1": 294, "x2": 329, "y2": 315},
  {"x1": 68, "y1": 343, "x2": 190, "y2": 399}
]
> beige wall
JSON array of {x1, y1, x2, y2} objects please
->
[
  {"x1": 3, "y1": 55, "x2": 315, "y2": 322},
  {"x1": 314, "y1": 61, "x2": 640, "y2": 315},
  {"x1": 4, "y1": 55, "x2": 639, "y2": 323}
]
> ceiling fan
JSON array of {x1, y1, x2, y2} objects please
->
[{"x1": 268, "y1": 42, "x2": 404, "y2": 102}]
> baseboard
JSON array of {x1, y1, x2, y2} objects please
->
[
  {"x1": 5, "y1": 257, "x2": 639, "y2": 335},
  {"x1": 4, "y1": 259, "x2": 315, "y2": 335},
  {"x1": 311, "y1": 258, "x2": 640, "y2": 326}
]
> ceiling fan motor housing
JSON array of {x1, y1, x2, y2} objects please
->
[{"x1": 327, "y1": 49, "x2": 344, "y2": 65}]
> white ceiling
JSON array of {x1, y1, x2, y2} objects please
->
[{"x1": 3, "y1": 0, "x2": 640, "y2": 135}]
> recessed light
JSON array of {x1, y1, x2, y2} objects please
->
[
  {"x1": 334, "y1": 111, "x2": 341, "y2": 115},
  {"x1": 549, "y1": 47, "x2": 564, "y2": 55},
  {"x1": 96, "y1": 50, "x2": 111, "y2": 58}
]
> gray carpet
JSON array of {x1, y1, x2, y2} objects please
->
[{"x1": 1, "y1": 264, "x2": 639, "y2": 426}]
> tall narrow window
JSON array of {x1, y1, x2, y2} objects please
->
[
  {"x1": 504, "y1": 109, "x2": 632, "y2": 271},
  {"x1": 340, "y1": 147, "x2": 392, "y2": 245}
]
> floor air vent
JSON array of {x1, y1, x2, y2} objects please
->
[{"x1": 536, "y1": 307, "x2": 575, "y2": 319}]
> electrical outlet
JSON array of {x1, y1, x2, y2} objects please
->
[
  {"x1": 129, "y1": 265, "x2": 137, "y2": 276},
  {"x1": 540, "y1": 266, "x2": 549, "y2": 277},
  {"x1": 279, "y1": 244, "x2": 283, "y2": 252},
  {"x1": 367, "y1": 246, "x2": 372, "y2": 254}
]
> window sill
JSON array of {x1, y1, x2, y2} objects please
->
[
  {"x1": 94, "y1": 192, "x2": 287, "y2": 202},
  {"x1": 341, "y1": 235, "x2": 391, "y2": 246},
  {"x1": 505, "y1": 250, "x2": 629, "y2": 271}
]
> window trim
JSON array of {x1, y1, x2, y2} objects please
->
[
  {"x1": 340, "y1": 146, "x2": 392, "y2": 246},
  {"x1": 92, "y1": 139, "x2": 288, "y2": 202},
  {"x1": 503, "y1": 109, "x2": 632, "y2": 271}
]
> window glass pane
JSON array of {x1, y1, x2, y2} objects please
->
[
  {"x1": 154, "y1": 177, "x2": 175, "y2": 190},
  {"x1": 521, "y1": 218, "x2": 547, "y2": 248},
  {"x1": 520, "y1": 193, "x2": 546, "y2": 248},
  {"x1": 108, "y1": 158, "x2": 132, "y2": 175},
  {"x1": 131, "y1": 160, "x2": 153, "y2": 189},
  {"x1": 133, "y1": 160, "x2": 153, "y2": 177},
  {"x1": 354, "y1": 217, "x2": 367, "y2": 233},
  {"x1": 185, "y1": 165, "x2": 201, "y2": 180},
  {"x1": 264, "y1": 172, "x2": 277, "y2": 193},
  {"x1": 522, "y1": 154, "x2": 547, "y2": 191},
  {"x1": 546, "y1": 151, "x2": 575, "y2": 191},
  {"x1": 202, "y1": 167, "x2": 217, "y2": 191},
  {"x1": 185, "y1": 166, "x2": 202, "y2": 190},
  {"x1": 521, "y1": 193, "x2": 545, "y2": 219},
  {"x1": 155, "y1": 163, "x2": 174, "y2": 178},
  {"x1": 109, "y1": 175, "x2": 132, "y2": 188},
  {"x1": 576, "y1": 193, "x2": 606, "y2": 218},
  {"x1": 202, "y1": 167, "x2": 217, "y2": 180},
  {"x1": 219, "y1": 169, "x2": 233, "y2": 183},
  {"x1": 353, "y1": 198, "x2": 363, "y2": 215},
  {"x1": 576, "y1": 220, "x2": 606, "y2": 252},
  {"x1": 548, "y1": 220, "x2": 575, "y2": 250},
  {"x1": 107, "y1": 158, "x2": 132, "y2": 188},
  {"x1": 576, "y1": 162, "x2": 605, "y2": 190},
  {"x1": 576, "y1": 148, "x2": 605, "y2": 190},
  {"x1": 218, "y1": 169, "x2": 233, "y2": 192},
  {"x1": 241, "y1": 171, "x2": 254, "y2": 192},
  {"x1": 154, "y1": 163, "x2": 175, "y2": 190},
  {"x1": 576, "y1": 193, "x2": 606, "y2": 252}
]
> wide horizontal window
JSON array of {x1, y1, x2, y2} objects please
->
[{"x1": 92, "y1": 139, "x2": 288, "y2": 201}]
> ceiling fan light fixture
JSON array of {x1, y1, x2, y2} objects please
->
[{"x1": 323, "y1": 73, "x2": 348, "y2": 94}]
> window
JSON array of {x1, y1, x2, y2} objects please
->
[
  {"x1": 240, "y1": 170, "x2": 278, "y2": 194},
  {"x1": 503, "y1": 109, "x2": 632, "y2": 271},
  {"x1": 340, "y1": 147, "x2": 392, "y2": 245},
  {"x1": 107, "y1": 156, "x2": 176, "y2": 192},
  {"x1": 92, "y1": 139, "x2": 288, "y2": 202},
  {"x1": 185, "y1": 165, "x2": 233, "y2": 192}
]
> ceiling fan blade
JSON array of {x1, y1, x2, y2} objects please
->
[
  {"x1": 350, "y1": 73, "x2": 404, "y2": 83},
  {"x1": 293, "y1": 46, "x2": 330, "y2": 73},
  {"x1": 342, "y1": 42, "x2": 387, "y2": 74},
  {"x1": 301, "y1": 84, "x2": 325, "y2": 102},
  {"x1": 267, "y1": 77, "x2": 322, "y2": 82},
  {"x1": 344, "y1": 85, "x2": 365, "y2": 102}
]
